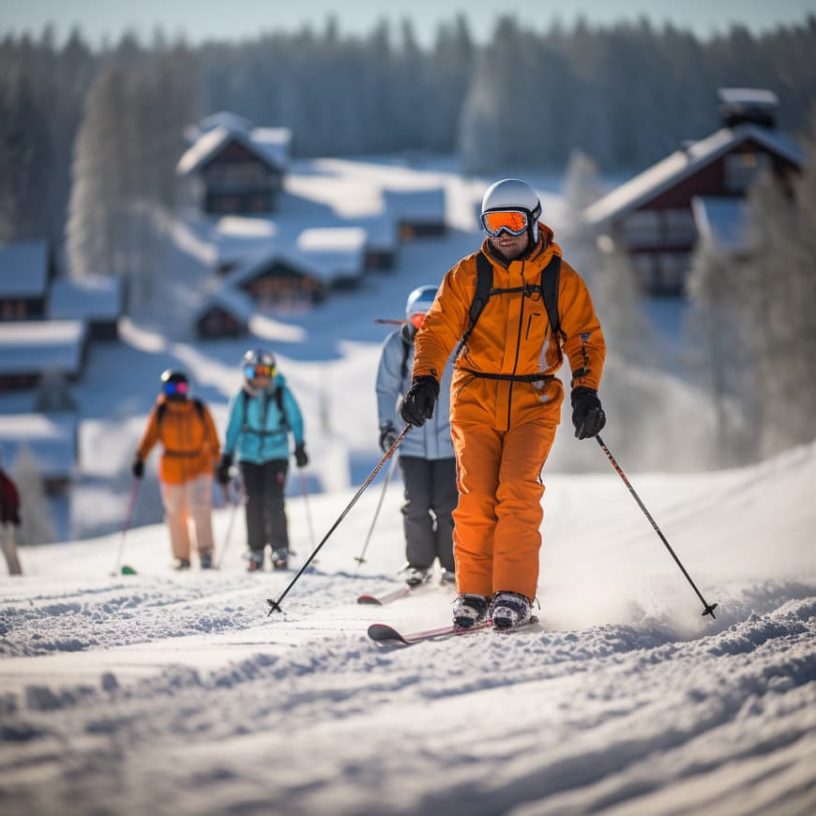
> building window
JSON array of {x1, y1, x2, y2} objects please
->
[
  {"x1": 662, "y1": 209, "x2": 697, "y2": 245},
  {"x1": 725, "y1": 152, "x2": 769, "y2": 193},
  {"x1": 656, "y1": 252, "x2": 691, "y2": 295},
  {"x1": 622, "y1": 210, "x2": 660, "y2": 247}
]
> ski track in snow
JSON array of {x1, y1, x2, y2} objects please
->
[{"x1": 0, "y1": 567, "x2": 814, "y2": 816}]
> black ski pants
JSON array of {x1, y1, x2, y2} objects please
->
[
  {"x1": 398, "y1": 456, "x2": 457, "y2": 572},
  {"x1": 240, "y1": 459, "x2": 289, "y2": 554}
]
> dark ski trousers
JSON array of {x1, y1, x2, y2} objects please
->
[
  {"x1": 398, "y1": 456, "x2": 457, "y2": 572},
  {"x1": 240, "y1": 459, "x2": 289, "y2": 554}
]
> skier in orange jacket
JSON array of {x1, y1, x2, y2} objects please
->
[
  {"x1": 400, "y1": 179, "x2": 607, "y2": 630},
  {"x1": 133, "y1": 370, "x2": 221, "y2": 570}
]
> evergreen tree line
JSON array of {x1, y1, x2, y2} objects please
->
[{"x1": 2, "y1": 15, "x2": 815, "y2": 248}]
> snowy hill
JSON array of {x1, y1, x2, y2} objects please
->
[{"x1": 1, "y1": 440, "x2": 814, "y2": 815}]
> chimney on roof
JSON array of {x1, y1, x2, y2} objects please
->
[{"x1": 717, "y1": 87, "x2": 778, "y2": 130}]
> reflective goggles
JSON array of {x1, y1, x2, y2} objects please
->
[
  {"x1": 162, "y1": 380, "x2": 189, "y2": 396},
  {"x1": 481, "y1": 209, "x2": 530, "y2": 237},
  {"x1": 244, "y1": 363, "x2": 276, "y2": 380},
  {"x1": 408, "y1": 312, "x2": 426, "y2": 330}
]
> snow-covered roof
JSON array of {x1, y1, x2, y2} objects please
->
[
  {"x1": 224, "y1": 247, "x2": 335, "y2": 287},
  {"x1": 717, "y1": 87, "x2": 779, "y2": 109},
  {"x1": 0, "y1": 320, "x2": 87, "y2": 375},
  {"x1": 0, "y1": 413, "x2": 77, "y2": 478},
  {"x1": 48, "y1": 276, "x2": 123, "y2": 322},
  {"x1": 194, "y1": 111, "x2": 253, "y2": 138},
  {"x1": 213, "y1": 216, "x2": 278, "y2": 266},
  {"x1": 347, "y1": 214, "x2": 398, "y2": 251},
  {"x1": 0, "y1": 240, "x2": 49, "y2": 298},
  {"x1": 692, "y1": 196, "x2": 751, "y2": 253},
  {"x1": 251, "y1": 127, "x2": 293, "y2": 170},
  {"x1": 296, "y1": 228, "x2": 367, "y2": 280},
  {"x1": 195, "y1": 286, "x2": 255, "y2": 324},
  {"x1": 384, "y1": 187, "x2": 446, "y2": 223},
  {"x1": 585, "y1": 123, "x2": 805, "y2": 229},
  {"x1": 177, "y1": 124, "x2": 292, "y2": 176}
]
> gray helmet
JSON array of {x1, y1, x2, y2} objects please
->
[
  {"x1": 405, "y1": 285, "x2": 437, "y2": 321},
  {"x1": 480, "y1": 178, "x2": 542, "y2": 243}
]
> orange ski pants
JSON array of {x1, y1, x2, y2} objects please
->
[{"x1": 451, "y1": 419, "x2": 557, "y2": 600}]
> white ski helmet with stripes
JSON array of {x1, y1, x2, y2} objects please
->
[
  {"x1": 405, "y1": 285, "x2": 437, "y2": 322},
  {"x1": 481, "y1": 178, "x2": 542, "y2": 243}
]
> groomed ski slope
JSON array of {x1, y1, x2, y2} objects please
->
[{"x1": 1, "y1": 441, "x2": 815, "y2": 816}]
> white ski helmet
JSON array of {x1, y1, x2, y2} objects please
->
[
  {"x1": 405, "y1": 285, "x2": 437, "y2": 323},
  {"x1": 480, "y1": 178, "x2": 542, "y2": 243},
  {"x1": 242, "y1": 348, "x2": 276, "y2": 381}
]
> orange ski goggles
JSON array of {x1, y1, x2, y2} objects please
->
[
  {"x1": 408, "y1": 312, "x2": 426, "y2": 330},
  {"x1": 481, "y1": 209, "x2": 530, "y2": 237}
]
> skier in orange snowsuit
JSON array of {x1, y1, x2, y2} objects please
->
[{"x1": 400, "y1": 179, "x2": 607, "y2": 630}]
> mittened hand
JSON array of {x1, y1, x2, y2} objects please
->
[
  {"x1": 294, "y1": 444, "x2": 309, "y2": 468},
  {"x1": 400, "y1": 376, "x2": 440, "y2": 427},
  {"x1": 378, "y1": 423, "x2": 399, "y2": 453},
  {"x1": 132, "y1": 458, "x2": 145, "y2": 479},
  {"x1": 216, "y1": 453, "x2": 233, "y2": 486},
  {"x1": 571, "y1": 387, "x2": 606, "y2": 440}
]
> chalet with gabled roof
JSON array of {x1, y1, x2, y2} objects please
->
[
  {"x1": 0, "y1": 241, "x2": 56, "y2": 321},
  {"x1": 585, "y1": 89, "x2": 805, "y2": 296},
  {"x1": 177, "y1": 112, "x2": 292, "y2": 216}
]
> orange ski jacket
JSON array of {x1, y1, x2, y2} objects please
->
[
  {"x1": 136, "y1": 397, "x2": 221, "y2": 485},
  {"x1": 413, "y1": 227, "x2": 606, "y2": 429}
]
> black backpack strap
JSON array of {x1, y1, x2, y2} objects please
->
[
  {"x1": 192, "y1": 398, "x2": 206, "y2": 423},
  {"x1": 454, "y1": 251, "x2": 493, "y2": 360},
  {"x1": 275, "y1": 386, "x2": 288, "y2": 429},
  {"x1": 540, "y1": 255, "x2": 563, "y2": 341}
]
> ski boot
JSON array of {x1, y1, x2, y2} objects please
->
[
  {"x1": 199, "y1": 551, "x2": 213, "y2": 570},
  {"x1": 452, "y1": 593, "x2": 490, "y2": 628},
  {"x1": 404, "y1": 566, "x2": 429, "y2": 587},
  {"x1": 172, "y1": 557, "x2": 191, "y2": 571},
  {"x1": 271, "y1": 548, "x2": 288, "y2": 570},
  {"x1": 440, "y1": 569, "x2": 456, "y2": 586},
  {"x1": 490, "y1": 591, "x2": 532, "y2": 630},
  {"x1": 246, "y1": 551, "x2": 264, "y2": 572}
]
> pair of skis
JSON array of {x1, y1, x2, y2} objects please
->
[{"x1": 367, "y1": 617, "x2": 538, "y2": 645}]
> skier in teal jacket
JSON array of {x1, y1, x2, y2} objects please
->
[{"x1": 218, "y1": 349, "x2": 307, "y2": 571}]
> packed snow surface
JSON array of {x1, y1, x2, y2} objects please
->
[{"x1": 1, "y1": 442, "x2": 815, "y2": 815}]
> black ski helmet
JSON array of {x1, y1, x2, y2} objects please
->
[{"x1": 160, "y1": 369, "x2": 189, "y2": 399}]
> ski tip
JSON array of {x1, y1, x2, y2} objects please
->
[
  {"x1": 367, "y1": 623, "x2": 409, "y2": 644},
  {"x1": 357, "y1": 595, "x2": 383, "y2": 606}
]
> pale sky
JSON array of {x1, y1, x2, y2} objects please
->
[{"x1": 2, "y1": 0, "x2": 815, "y2": 47}]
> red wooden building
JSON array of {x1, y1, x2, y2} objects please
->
[{"x1": 585, "y1": 89, "x2": 805, "y2": 296}]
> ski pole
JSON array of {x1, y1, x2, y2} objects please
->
[
  {"x1": 299, "y1": 470, "x2": 316, "y2": 552},
  {"x1": 111, "y1": 478, "x2": 141, "y2": 577},
  {"x1": 267, "y1": 425, "x2": 412, "y2": 615},
  {"x1": 214, "y1": 480, "x2": 243, "y2": 570},
  {"x1": 595, "y1": 435, "x2": 718, "y2": 619},
  {"x1": 354, "y1": 452, "x2": 399, "y2": 565}
]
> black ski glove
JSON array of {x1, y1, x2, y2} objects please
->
[
  {"x1": 400, "y1": 376, "x2": 439, "y2": 427},
  {"x1": 378, "y1": 423, "x2": 398, "y2": 453},
  {"x1": 571, "y1": 387, "x2": 606, "y2": 440},
  {"x1": 216, "y1": 453, "x2": 233, "y2": 486},
  {"x1": 132, "y1": 457, "x2": 145, "y2": 479},
  {"x1": 294, "y1": 443, "x2": 309, "y2": 468}
]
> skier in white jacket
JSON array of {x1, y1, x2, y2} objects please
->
[{"x1": 376, "y1": 286, "x2": 457, "y2": 587}]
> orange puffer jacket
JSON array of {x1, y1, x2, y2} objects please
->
[
  {"x1": 136, "y1": 397, "x2": 221, "y2": 485},
  {"x1": 413, "y1": 227, "x2": 606, "y2": 430}
]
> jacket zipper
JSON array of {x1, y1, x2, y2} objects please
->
[{"x1": 507, "y1": 262, "x2": 526, "y2": 431}]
